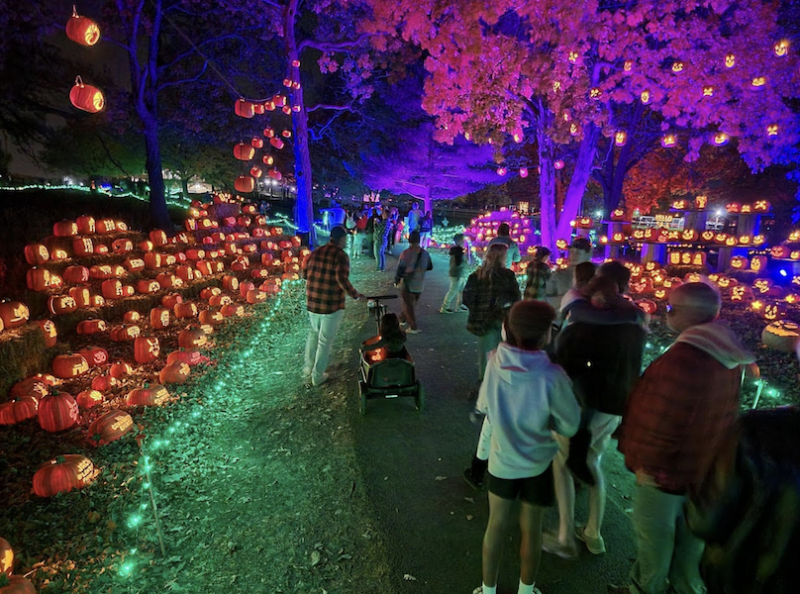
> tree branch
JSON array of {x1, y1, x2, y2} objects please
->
[
  {"x1": 299, "y1": 34, "x2": 368, "y2": 54},
  {"x1": 307, "y1": 102, "x2": 355, "y2": 114},
  {"x1": 157, "y1": 62, "x2": 210, "y2": 92}
]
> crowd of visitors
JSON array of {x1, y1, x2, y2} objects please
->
[{"x1": 302, "y1": 224, "x2": 798, "y2": 594}]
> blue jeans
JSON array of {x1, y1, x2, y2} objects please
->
[{"x1": 374, "y1": 241, "x2": 386, "y2": 270}]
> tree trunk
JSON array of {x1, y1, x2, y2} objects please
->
[
  {"x1": 285, "y1": 0, "x2": 315, "y2": 246},
  {"x1": 537, "y1": 119, "x2": 557, "y2": 252},
  {"x1": 555, "y1": 124, "x2": 600, "y2": 242},
  {"x1": 181, "y1": 175, "x2": 190, "y2": 200},
  {"x1": 143, "y1": 118, "x2": 172, "y2": 231}
]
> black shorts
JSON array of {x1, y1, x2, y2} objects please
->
[{"x1": 487, "y1": 464, "x2": 554, "y2": 507}]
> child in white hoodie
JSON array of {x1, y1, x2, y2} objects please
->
[{"x1": 473, "y1": 300, "x2": 581, "y2": 594}]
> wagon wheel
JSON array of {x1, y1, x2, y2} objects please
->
[
  {"x1": 415, "y1": 382, "x2": 425, "y2": 413},
  {"x1": 359, "y1": 382, "x2": 368, "y2": 416}
]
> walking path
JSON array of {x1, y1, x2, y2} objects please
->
[{"x1": 344, "y1": 246, "x2": 638, "y2": 593}]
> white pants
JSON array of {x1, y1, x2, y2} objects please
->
[
  {"x1": 304, "y1": 309, "x2": 345, "y2": 383},
  {"x1": 441, "y1": 275, "x2": 467, "y2": 310}
]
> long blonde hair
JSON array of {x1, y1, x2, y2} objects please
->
[{"x1": 477, "y1": 244, "x2": 508, "y2": 280}]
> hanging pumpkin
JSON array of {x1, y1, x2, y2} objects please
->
[
  {"x1": 126, "y1": 384, "x2": 170, "y2": 406},
  {"x1": 33, "y1": 454, "x2": 96, "y2": 497},
  {"x1": 235, "y1": 176, "x2": 255, "y2": 193},
  {"x1": 52, "y1": 353, "x2": 89, "y2": 379},
  {"x1": 38, "y1": 391, "x2": 80, "y2": 432},
  {"x1": 76, "y1": 389, "x2": 104, "y2": 409},
  {"x1": 78, "y1": 345, "x2": 108, "y2": 367},
  {"x1": 159, "y1": 361, "x2": 191, "y2": 385},
  {"x1": 70, "y1": 76, "x2": 105, "y2": 113},
  {"x1": 233, "y1": 143, "x2": 256, "y2": 160},
  {"x1": 234, "y1": 98, "x2": 255, "y2": 118},
  {"x1": 0, "y1": 397, "x2": 38, "y2": 426},
  {"x1": 88, "y1": 410, "x2": 134, "y2": 447},
  {"x1": 0, "y1": 301, "x2": 30, "y2": 329},
  {"x1": 66, "y1": 7, "x2": 100, "y2": 46}
]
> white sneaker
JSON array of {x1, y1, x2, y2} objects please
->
[
  {"x1": 302, "y1": 366, "x2": 312, "y2": 377},
  {"x1": 312, "y1": 372, "x2": 330, "y2": 387}
]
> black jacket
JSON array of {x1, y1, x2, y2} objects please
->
[{"x1": 554, "y1": 313, "x2": 645, "y2": 415}]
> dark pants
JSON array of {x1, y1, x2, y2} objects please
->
[{"x1": 399, "y1": 289, "x2": 421, "y2": 330}]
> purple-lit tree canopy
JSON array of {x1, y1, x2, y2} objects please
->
[{"x1": 365, "y1": 0, "x2": 800, "y2": 250}]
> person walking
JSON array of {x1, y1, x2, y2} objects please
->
[
  {"x1": 394, "y1": 230, "x2": 433, "y2": 334},
  {"x1": 523, "y1": 247, "x2": 552, "y2": 300},
  {"x1": 611, "y1": 282, "x2": 755, "y2": 594},
  {"x1": 440, "y1": 233, "x2": 471, "y2": 313},
  {"x1": 373, "y1": 211, "x2": 390, "y2": 271},
  {"x1": 546, "y1": 263, "x2": 647, "y2": 560},
  {"x1": 419, "y1": 211, "x2": 434, "y2": 248},
  {"x1": 463, "y1": 244, "x2": 521, "y2": 382},
  {"x1": 407, "y1": 201, "x2": 423, "y2": 235},
  {"x1": 472, "y1": 300, "x2": 581, "y2": 594},
  {"x1": 545, "y1": 237, "x2": 592, "y2": 310},
  {"x1": 487, "y1": 223, "x2": 521, "y2": 269},
  {"x1": 301, "y1": 226, "x2": 365, "y2": 386}
]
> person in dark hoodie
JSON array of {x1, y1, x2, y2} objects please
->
[
  {"x1": 610, "y1": 282, "x2": 755, "y2": 594},
  {"x1": 546, "y1": 266, "x2": 647, "y2": 560}
]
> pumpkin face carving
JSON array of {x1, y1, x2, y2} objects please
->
[
  {"x1": 178, "y1": 326, "x2": 207, "y2": 348},
  {"x1": 134, "y1": 336, "x2": 161, "y2": 364},
  {"x1": 0, "y1": 301, "x2": 30, "y2": 328},
  {"x1": 76, "y1": 389, "x2": 104, "y2": 409},
  {"x1": 89, "y1": 410, "x2": 134, "y2": 446},
  {"x1": 52, "y1": 354, "x2": 89, "y2": 379},
  {"x1": 32, "y1": 454, "x2": 96, "y2": 497},
  {"x1": 159, "y1": 361, "x2": 191, "y2": 384}
]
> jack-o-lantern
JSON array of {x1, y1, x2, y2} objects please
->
[
  {"x1": 200, "y1": 287, "x2": 221, "y2": 300},
  {"x1": 222, "y1": 275, "x2": 239, "y2": 292},
  {"x1": 38, "y1": 391, "x2": 80, "y2": 432},
  {"x1": 221, "y1": 303, "x2": 245, "y2": 317},
  {"x1": 174, "y1": 302, "x2": 198, "y2": 319},
  {"x1": 175, "y1": 265, "x2": 195, "y2": 282},
  {"x1": 66, "y1": 8, "x2": 100, "y2": 46},
  {"x1": 24, "y1": 243, "x2": 50, "y2": 265},
  {"x1": 714, "y1": 233, "x2": 728, "y2": 244},
  {"x1": 101, "y1": 279, "x2": 124, "y2": 299},
  {"x1": 162, "y1": 293, "x2": 183, "y2": 309},
  {"x1": 654, "y1": 288, "x2": 668, "y2": 300},
  {"x1": 178, "y1": 326, "x2": 207, "y2": 348},
  {"x1": 91, "y1": 374, "x2": 117, "y2": 392},
  {"x1": 136, "y1": 279, "x2": 161, "y2": 294},
  {"x1": 750, "y1": 256, "x2": 767, "y2": 272},
  {"x1": 47, "y1": 294, "x2": 77, "y2": 316},
  {"x1": 96, "y1": 218, "x2": 116, "y2": 233},
  {"x1": 144, "y1": 253, "x2": 163, "y2": 270},
  {"x1": 762, "y1": 303, "x2": 786, "y2": 321},
  {"x1": 731, "y1": 286, "x2": 753, "y2": 302},
  {"x1": 159, "y1": 361, "x2": 191, "y2": 385},
  {"x1": 53, "y1": 220, "x2": 78, "y2": 237},
  {"x1": 739, "y1": 236, "x2": 751, "y2": 245},
  {"x1": 246, "y1": 289, "x2": 267, "y2": 304},
  {"x1": 199, "y1": 309, "x2": 224, "y2": 326},
  {"x1": 109, "y1": 361, "x2": 133, "y2": 380},
  {"x1": 701, "y1": 231, "x2": 715, "y2": 242},
  {"x1": 725, "y1": 236, "x2": 737, "y2": 247},
  {"x1": 167, "y1": 349, "x2": 203, "y2": 366},
  {"x1": 36, "y1": 319, "x2": 58, "y2": 348},
  {"x1": 76, "y1": 389, "x2": 104, "y2": 409},
  {"x1": 126, "y1": 384, "x2": 170, "y2": 407},
  {"x1": 123, "y1": 311, "x2": 141, "y2": 324},
  {"x1": 150, "y1": 307, "x2": 170, "y2": 330},
  {"x1": 762, "y1": 320, "x2": 800, "y2": 352},
  {"x1": 109, "y1": 325, "x2": 140, "y2": 342},
  {"x1": 78, "y1": 346, "x2": 108, "y2": 367},
  {"x1": 753, "y1": 235, "x2": 766, "y2": 246},
  {"x1": 235, "y1": 176, "x2": 255, "y2": 193},
  {"x1": 682, "y1": 230, "x2": 698, "y2": 242},
  {"x1": 785, "y1": 294, "x2": 799, "y2": 304},
  {"x1": 33, "y1": 454, "x2": 95, "y2": 497},
  {"x1": 684, "y1": 272, "x2": 703, "y2": 283},
  {"x1": 134, "y1": 336, "x2": 161, "y2": 364},
  {"x1": 0, "y1": 396, "x2": 39, "y2": 425},
  {"x1": 70, "y1": 76, "x2": 105, "y2": 113},
  {"x1": 26, "y1": 267, "x2": 53, "y2": 292},
  {"x1": 636, "y1": 299, "x2": 657, "y2": 315},
  {"x1": 89, "y1": 264, "x2": 114, "y2": 280},
  {"x1": 88, "y1": 410, "x2": 134, "y2": 447},
  {"x1": 754, "y1": 278, "x2": 773, "y2": 294},
  {"x1": 123, "y1": 257, "x2": 145, "y2": 273},
  {"x1": 76, "y1": 319, "x2": 107, "y2": 335},
  {"x1": 112, "y1": 238, "x2": 133, "y2": 254},
  {"x1": 730, "y1": 256, "x2": 748, "y2": 270},
  {"x1": 771, "y1": 245, "x2": 790, "y2": 259}
]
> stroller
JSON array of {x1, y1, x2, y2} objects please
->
[{"x1": 359, "y1": 295, "x2": 424, "y2": 415}]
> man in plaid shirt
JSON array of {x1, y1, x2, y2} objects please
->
[{"x1": 302, "y1": 226, "x2": 364, "y2": 386}]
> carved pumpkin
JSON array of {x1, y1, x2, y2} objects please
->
[
  {"x1": 126, "y1": 384, "x2": 170, "y2": 406},
  {"x1": 123, "y1": 311, "x2": 141, "y2": 324},
  {"x1": 124, "y1": 257, "x2": 145, "y2": 272},
  {"x1": 730, "y1": 256, "x2": 748, "y2": 270},
  {"x1": 750, "y1": 256, "x2": 767, "y2": 272},
  {"x1": 70, "y1": 77, "x2": 105, "y2": 113},
  {"x1": 0, "y1": 397, "x2": 38, "y2": 425},
  {"x1": 239, "y1": 281, "x2": 255, "y2": 298},
  {"x1": 199, "y1": 309, "x2": 224, "y2": 326},
  {"x1": 76, "y1": 389, "x2": 104, "y2": 409},
  {"x1": 0, "y1": 301, "x2": 30, "y2": 329},
  {"x1": 771, "y1": 245, "x2": 790, "y2": 259},
  {"x1": 66, "y1": 8, "x2": 100, "y2": 46},
  {"x1": 47, "y1": 295, "x2": 77, "y2": 316},
  {"x1": 68, "y1": 286, "x2": 91, "y2": 308},
  {"x1": 174, "y1": 302, "x2": 198, "y2": 319},
  {"x1": 175, "y1": 265, "x2": 195, "y2": 282},
  {"x1": 220, "y1": 303, "x2": 245, "y2": 317},
  {"x1": 149, "y1": 307, "x2": 170, "y2": 330},
  {"x1": 636, "y1": 299, "x2": 657, "y2": 315},
  {"x1": 762, "y1": 303, "x2": 786, "y2": 321},
  {"x1": 109, "y1": 325, "x2": 140, "y2": 342},
  {"x1": 33, "y1": 454, "x2": 95, "y2": 497},
  {"x1": 79, "y1": 346, "x2": 108, "y2": 367},
  {"x1": 136, "y1": 279, "x2": 161, "y2": 295},
  {"x1": 178, "y1": 326, "x2": 207, "y2": 348},
  {"x1": 731, "y1": 286, "x2": 754, "y2": 302},
  {"x1": 53, "y1": 220, "x2": 78, "y2": 237},
  {"x1": 91, "y1": 374, "x2": 117, "y2": 392},
  {"x1": 89, "y1": 410, "x2": 134, "y2": 446},
  {"x1": 38, "y1": 391, "x2": 80, "y2": 432},
  {"x1": 36, "y1": 320, "x2": 58, "y2": 348},
  {"x1": 134, "y1": 336, "x2": 161, "y2": 364},
  {"x1": 159, "y1": 361, "x2": 191, "y2": 385},
  {"x1": 52, "y1": 354, "x2": 89, "y2": 379},
  {"x1": 10, "y1": 377, "x2": 49, "y2": 399},
  {"x1": 162, "y1": 293, "x2": 183, "y2": 309},
  {"x1": 246, "y1": 289, "x2": 267, "y2": 304},
  {"x1": 209, "y1": 295, "x2": 232, "y2": 307},
  {"x1": 167, "y1": 349, "x2": 203, "y2": 366},
  {"x1": 24, "y1": 243, "x2": 50, "y2": 265},
  {"x1": 761, "y1": 320, "x2": 800, "y2": 352},
  {"x1": 200, "y1": 287, "x2": 221, "y2": 300},
  {"x1": 109, "y1": 361, "x2": 133, "y2": 379},
  {"x1": 112, "y1": 238, "x2": 133, "y2": 254},
  {"x1": 76, "y1": 319, "x2": 107, "y2": 335}
]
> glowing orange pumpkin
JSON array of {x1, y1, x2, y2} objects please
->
[
  {"x1": 69, "y1": 76, "x2": 105, "y2": 113},
  {"x1": 66, "y1": 8, "x2": 100, "y2": 46}
]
